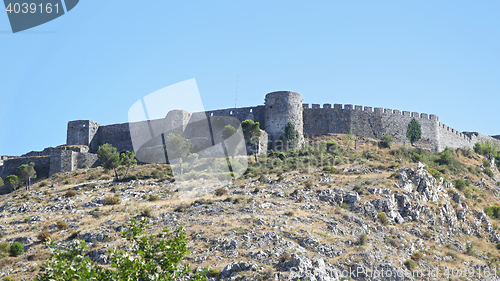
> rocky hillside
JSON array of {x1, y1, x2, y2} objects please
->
[{"x1": 1, "y1": 135, "x2": 500, "y2": 281}]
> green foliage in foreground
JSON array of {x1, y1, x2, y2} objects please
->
[{"x1": 35, "y1": 218, "x2": 207, "y2": 281}]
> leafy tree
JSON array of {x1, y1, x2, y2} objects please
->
[
  {"x1": 222, "y1": 125, "x2": 239, "y2": 161},
  {"x1": 406, "y1": 118, "x2": 422, "y2": 145},
  {"x1": 165, "y1": 134, "x2": 192, "y2": 175},
  {"x1": 120, "y1": 151, "x2": 137, "y2": 178},
  {"x1": 4, "y1": 175, "x2": 20, "y2": 191},
  {"x1": 0, "y1": 177, "x2": 3, "y2": 187},
  {"x1": 35, "y1": 218, "x2": 207, "y2": 281},
  {"x1": 379, "y1": 134, "x2": 393, "y2": 148},
  {"x1": 241, "y1": 120, "x2": 261, "y2": 161},
  {"x1": 17, "y1": 162, "x2": 36, "y2": 190},
  {"x1": 284, "y1": 122, "x2": 299, "y2": 150},
  {"x1": 241, "y1": 120, "x2": 261, "y2": 144},
  {"x1": 97, "y1": 143, "x2": 122, "y2": 180}
]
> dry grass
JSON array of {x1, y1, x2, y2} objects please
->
[{"x1": 1, "y1": 135, "x2": 500, "y2": 280}]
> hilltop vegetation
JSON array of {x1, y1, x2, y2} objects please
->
[{"x1": 0, "y1": 135, "x2": 500, "y2": 280}]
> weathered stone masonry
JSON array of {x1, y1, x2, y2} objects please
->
[{"x1": 1, "y1": 90, "x2": 499, "y2": 179}]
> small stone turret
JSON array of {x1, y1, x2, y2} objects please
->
[{"x1": 264, "y1": 91, "x2": 304, "y2": 148}]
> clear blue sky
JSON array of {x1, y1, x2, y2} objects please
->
[{"x1": 1, "y1": 1, "x2": 499, "y2": 156}]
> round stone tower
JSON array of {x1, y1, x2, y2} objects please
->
[{"x1": 264, "y1": 91, "x2": 304, "y2": 149}]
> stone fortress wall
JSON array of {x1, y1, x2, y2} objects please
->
[
  {"x1": 1, "y1": 91, "x2": 499, "y2": 179},
  {"x1": 0, "y1": 146, "x2": 99, "y2": 180}
]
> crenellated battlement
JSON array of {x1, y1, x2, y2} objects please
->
[{"x1": 303, "y1": 103, "x2": 439, "y2": 121}]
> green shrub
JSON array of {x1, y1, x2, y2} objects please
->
[
  {"x1": 484, "y1": 206, "x2": 500, "y2": 220},
  {"x1": 474, "y1": 141, "x2": 498, "y2": 158},
  {"x1": 326, "y1": 141, "x2": 340, "y2": 152},
  {"x1": 304, "y1": 179, "x2": 314, "y2": 189},
  {"x1": 9, "y1": 242, "x2": 24, "y2": 257},
  {"x1": 483, "y1": 158, "x2": 491, "y2": 168},
  {"x1": 140, "y1": 208, "x2": 152, "y2": 218},
  {"x1": 284, "y1": 211, "x2": 294, "y2": 217},
  {"x1": 258, "y1": 174, "x2": 266, "y2": 182},
  {"x1": 424, "y1": 167, "x2": 442, "y2": 179},
  {"x1": 69, "y1": 231, "x2": 80, "y2": 240},
  {"x1": 404, "y1": 259, "x2": 417, "y2": 270},
  {"x1": 323, "y1": 166, "x2": 340, "y2": 174},
  {"x1": 103, "y1": 195, "x2": 120, "y2": 205},
  {"x1": 37, "y1": 231, "x2": 51, "y2": 242},
  {"x1": 148, "y1": 195, "x2": 160, "y2": 201},
  {"x1": 379, "y1": 134, "x2": 393, "y2": 148},
  {"x1": 362, "y1": 150, "x2": 377, "y2": 160},
  {"x1": 207, "y1": 268, "x2": 220, "y2": 278},
  {"x1": 279, "y1": 252, "x2": 291, "y2": 263},
  {"x1": 214, "y1": 188, "x2": 228, "y2": 196},
  {"x1": 92, "y1": 208, "x2": 102, "y2": 219},
  {"x1": 341, "y1": 203, "x2": 350, "y2": 211},
  {"x1": 0, "y1": 242, "x2": 10, "y2": 254},
  {"x1": 39, "y1": 181, "x2": 48, "y2": 187},
  {"x1": 3, "y1": 276, "x2": 14, "y2": 281},
  {"x1": 65, "y1": 190, "x2": 77, "y2": 197},
  {"x1": 353, "y1": 184, "x2": 365, "y2": 195},
  {"x1": 437, "y1": 151, "x2": 453, "y2": 165},
  {"x1": 357, "y1": 234, "x2": 368, "y2": 246},
  {"x1": 56, "y1": 220, "x2": 68, "y2": 230},
  {"x1": 389, "y1": 163, "x2": 400, "y2": 169},
  {"x1": 174, "y1": 203, "x2": 190, "y2": 213},
  {"x1": 452, "y1": 179, "x2": 467, "y2": 191},
  {"x1": 465, "y1": 242, "x2": 474, "y2": 256},
  {"x1": 484, "y1": 167, "x2": 495, "y2": 178},
  {"x1": 377, "y1": 212, "x2": 389, "y2": 225},
  {"x1": 88, "y1": 171, "x2": 99, "y2": 180},
  {"x1": 422, "y1": 230, "x2": 432, "y2": 240},
  {"x1": 411, "y1": 153, "x2": 422, "y2": 163},
  {"x1": 411, "y1": 251, "x2": 422, "y2": 262}
]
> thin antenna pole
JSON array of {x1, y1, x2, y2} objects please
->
[{"x1": 235, "y1": 75, "x2": 238, "y2": 109}]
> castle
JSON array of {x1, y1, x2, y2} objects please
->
[{"x1": 1, "y1": 91, "x2": 499, "y2": 180}]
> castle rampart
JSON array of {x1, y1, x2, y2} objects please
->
[
  {"x1": 2, "y1": 90, "x2": 500, "y2": 181},
  {"x1": 61, "y1": 97, "x2": 500, "y2": 156}
]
